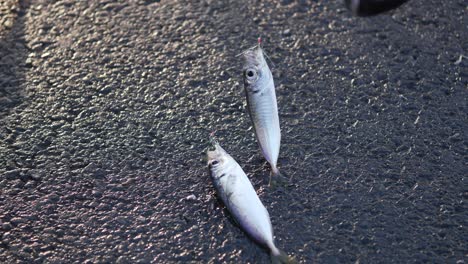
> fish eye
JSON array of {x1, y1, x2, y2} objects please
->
[{"x1": 245, "y1": 68, "x2": 257, "y2": 79}]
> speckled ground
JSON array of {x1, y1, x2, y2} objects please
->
[{"x1": 0, "y1": 0, "x2": 466, "y2": 263}]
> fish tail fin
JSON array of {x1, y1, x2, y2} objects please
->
[
  {"x1": 271, "y1": 248, "x2": 297, "y2": 264},
  {"x1": 269, "y1": 165, "x2": 290, "y2": 188}
]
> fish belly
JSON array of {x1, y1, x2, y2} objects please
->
[
  {"x1": 248, "y1": 92, "x2": 280, "y2": 166},
  {"x1": 227, "y1": 181, "x2": 274, "y2": 246}
]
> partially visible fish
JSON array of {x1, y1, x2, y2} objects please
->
[
  {"x1": 207, "y1": 138, "x2": 295, "y2": 263},
  {"x1": 344, "y1": 0, "x2": 409, "y2": 16},
  {"x1": 242, "y1": 40, "x2": 283, "y2": 185}
]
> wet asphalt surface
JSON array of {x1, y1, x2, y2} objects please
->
[{"x1": 0, "y1": 0, "x2": 467, "y2": 263}]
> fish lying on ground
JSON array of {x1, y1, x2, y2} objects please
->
[
  {"x1": 242, "y1": 40, "x2": 285, "y2": 186},
  {"x1": 344, "y1": 0, "x2": 409, "y2": 16},
  {"x1": 207, "y1": 137, "x2": 295, "y2": 263}
]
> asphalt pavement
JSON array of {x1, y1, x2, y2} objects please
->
[{"x1": 0, "y1": 0, "x2": 466, "y2": 263}]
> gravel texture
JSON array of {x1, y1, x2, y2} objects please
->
[{"x1": 0, "y1": 0, "x2": 466, "y2": 263}]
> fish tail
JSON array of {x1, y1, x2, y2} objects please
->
[
  {"x1": 270, "y1": 247, "x2": 297, "y2": 264},
  {"x1": 269, "y1": 165, "x2": 290, "y2": 188}
]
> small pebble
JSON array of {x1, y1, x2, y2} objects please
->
[{"x1": 185, "y1": 194, "x2": 197, "y2": 201}]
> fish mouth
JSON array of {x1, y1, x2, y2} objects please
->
[
  {"x1": 206, "y1": 143, "x2": 219, "y2": 159},
  {"x1": 207, "y1": 133, "x2": 224, "y2": 163},
  {"x1": 206, "y1": 143, "x2": 227, "y2": 167},
  {"x1": 206, "y1": 148, "x2": 218, "y2": 163},
  {"x1": 242, "y1": 46, "x2": 265, "y2": 69}
]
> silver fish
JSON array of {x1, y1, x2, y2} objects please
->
[
  {"x1": 242, "y1": 44, "x2": 282, "y2": 183},
  {"x1": 207, "y1": 139, "x2": 295, "y2": 263}
]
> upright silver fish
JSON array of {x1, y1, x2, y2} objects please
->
[
  {"x1": 242, "y1": 43, "x2": 282, "y2": 185},
  {"x1": 207, "y1": 138, "x2": 295, "y2": 263}
]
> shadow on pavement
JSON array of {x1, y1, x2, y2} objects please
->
[{"x1": 0, "y1": 0, "x2": 29, "y2": 118}]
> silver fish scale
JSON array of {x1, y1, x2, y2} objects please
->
[{"x1": 244, "y1": 59, "x2": 281, "y2": 170}]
